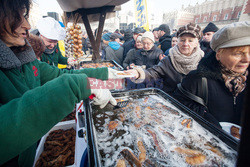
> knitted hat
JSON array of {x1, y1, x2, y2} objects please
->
[
  {"x1": 158, "y1": 24, "x2": 170, "y2": 35},
  {"x1": 177, "y1": 23, "x2": 201, "y2": 39},
  {"x1": 102, "y1": 32, "x2": 112, "y2": 41},
  {"x1": 136, "y1": 35, "x2": 142, "y2": 42},
  {"x1": 141, "y1": 31, "x2": 155, "y2": 43},
  {"x1": 37, "y1": 17, "x2": 66, "y2": 41},
  {"x1": 210, "y1": 21, "x2": 250, "y2": 52},
  {"x1": 203, "y1": 22, "x2": 219, "y2": 34}
]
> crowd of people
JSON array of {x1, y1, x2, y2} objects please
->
[{"x1": 0, "y1": 0, "x2": 249, "y2": 166}]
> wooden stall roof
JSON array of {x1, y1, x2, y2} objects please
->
[{"x1": 57, "y1": 0, "x2": 130, "y2": 60}]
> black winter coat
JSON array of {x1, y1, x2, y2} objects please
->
[
  {"x1": 200, "y1": 40, "x2": 214, "y2": 57},
  {"x1": 145, "y1": 56, "x2": 185, "y2": 95},
  {"x1": 123, "y1": 48, "x2": 136, "y2": 69},
  {"x1": 134, "y1": 45, "x2": 163, "y2": 69},
  {"x1": 122, "y1": 39, "x2": 135, "y2": 61},
  {"x1": 158, "y1": 34, "x2": 172, "y2": 53},
  {"x1": 174, "y1": 53, "x2": 245, "y2": 126}
]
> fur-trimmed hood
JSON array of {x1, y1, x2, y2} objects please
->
[
  {"x1": 27, "y1": 34, "x2": 46, "y2": 59},
  {"x1": 188, "y1": 51, "x2": 223, "y2": 81},
  {"x1": 0, "y1": 39, "x2": 36, "y2": 69}
]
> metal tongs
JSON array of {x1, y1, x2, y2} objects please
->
[
  {"x1": 113, "y1": 98, "x2": 129, "y2": 109},
  {"x1": 89, "y1": 94, "x2": 129, "y2": 109}
]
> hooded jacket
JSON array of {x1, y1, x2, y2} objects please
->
[
  {"x1": 105, "y1": 41, "x2": 124, "y2": 65},
  {"x1": 134, "y1": 45, "x2": 163, "y2": 69},
  {"x1": 174, "y1": 53, "x2": 245, "y2": 126},
  {"x1": 123, "y1": 48, "x2": 137, "y2": 69},
  {"x1": 0, "y1": 39, "x2": 108, "y2": 166},
  {"x1": 122, "y1": 39, "x2": 135, "y2": 61},
  {"x1": 158, "y1": 34, "x2": 172, "y2": 53}
]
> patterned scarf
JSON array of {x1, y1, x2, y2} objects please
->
[
  {"x1": 169, "y1": 45, "x2": 204, "y2": 75},
  {"x1": 221, "y1": 64, "x2": 248, "y2": 97}
]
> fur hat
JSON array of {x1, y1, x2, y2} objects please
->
[
  {"x1": 203, "y1": 22, "x2": 219, "y2": 34},
  {"x1": 158, "y1": 24, "x2": 170, "y2": 35},
  {"x1": 141, "y1": 31, "x2": 155, "y2": 43},
  {"x1": 27, "y1": 34, "x2": 46, "y2": 59},
  {"x1": 177, "y1": 23, "x2": 201, "y2": 39},
  {"x1": 210, "y1": 21, "x2": 250, "y2": 52}
]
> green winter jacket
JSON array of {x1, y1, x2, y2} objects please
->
[
  {"x1": 0, "y1": 39, "x2": 108, "y2": 166},
  {"x1": 40, "y1": 44, "x2": 68, "y2": 67}
]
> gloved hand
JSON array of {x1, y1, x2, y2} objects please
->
[
  {"x1": 67, "y1": 57, "x2": 77, "y2": 66},
  {"x1": 129, "y1": 67, "x2": 146, "y2": 84},
  {"x1": 108, "y1": 68, "x2": 127, "y2": 79},
  {"x1": 90, "y1": 88, "x2": 117, "y2": 109}
]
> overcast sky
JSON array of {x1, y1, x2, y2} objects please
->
[{"x1": 37, "y1": 0, "x2": 206, "y2": 16}]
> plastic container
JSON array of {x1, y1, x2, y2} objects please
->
[{"x1": 33, "y1": 121, "x2": 87, "y2": 167}]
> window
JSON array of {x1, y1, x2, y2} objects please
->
[
  {"x1": 213, "y1": 15, "x2": 217, "y2": 21},
  {"x1": 224, "y1": 14, "x2": 228, "y2": 20},
  {"x1": 203, "y1": 16, "x2": 207, "y2": 22},
  {"x1": 237, "y1": 11, "x2": 241, "y2": 18},
  {"x1": 195, "y1": 18, "x2": 199, "y2": 23}
]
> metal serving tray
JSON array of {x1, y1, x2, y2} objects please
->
[
  {"x1": 79, "y1": 60, "x2": 123, "y2": 71},
  {"x1": 84, "y1": 88, "x2": 239, "y2": 167}
]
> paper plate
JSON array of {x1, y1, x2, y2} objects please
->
[
  {"x1": 219, "y1": 122, "x2": 241, "y2": 140},
  {"x1": 116, "y1": 71, "x2": 136, "y2": 78}
]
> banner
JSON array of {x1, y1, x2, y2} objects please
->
[{"x1": 134, "y1": 0, "x2": 149, "y2": 31}]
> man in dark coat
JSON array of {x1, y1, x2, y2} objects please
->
[
  {"x1": 122, "y1": 27, "x2": 145, "y2": 62},
  {"x1": 157, "y1": 24, "x2": 172, "y2": 53},
  {"x1": 200, "y1": 22, "x2": 219, "y2": 56}
]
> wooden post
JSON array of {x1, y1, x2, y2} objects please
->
[{"x1": 80, "y1": 10, "x2": 100, "y2": 60}]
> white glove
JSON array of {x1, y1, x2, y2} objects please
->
[
  {"x1": 90, "y1": 88, "x2": 117, "y2": 109},
  {"x1": 67, "y1": 57, "x2": 76, "y2": 66},
  {"x1": 108, "y1": 68, "x2": 127, "y2": 79}
]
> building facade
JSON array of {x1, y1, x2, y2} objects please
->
[
  {"x1": 162, "y1": 0, "x2": 246, "y2": 29},
  {"x1": 29, "y1": 0, "x2": 43, "y2": 29},
  {"x1": 189, "y1": 0, "x2": 245, "y2": 28},
  {"x1": 239, "y1": 0, "x2": 250, "y2": 21}
]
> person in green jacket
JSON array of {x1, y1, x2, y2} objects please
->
[
  {"x1": 36, "y1": 16, "x2": 75, "y2": 67},
  {"x1": 0, "y1": 0, "x2": 123, "y2": 166}
]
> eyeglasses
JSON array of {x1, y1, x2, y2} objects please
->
[{"x1": 143, "y1": 42, "x2": 153, "y2": 46}]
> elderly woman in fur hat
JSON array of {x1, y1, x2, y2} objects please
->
[
  {"x1": 174, "y1": 21, "x2": 250, "y2": 129},
  {"x1": 0, "y1": 0, "x2": 128, "y2": 165},
  {"x1": 128, "y1": 23, "x2": 204, "y2": 95}
]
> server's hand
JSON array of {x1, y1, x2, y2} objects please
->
[
  {"x1": 67, "y1": 57, "x2": 76, "y2": 66},
  {"x1": 90, "y1": 88, "x2": 117, "y2": 109},
  {"x1": 108, "y1": 68, "x2": 127, "y2": 79}
]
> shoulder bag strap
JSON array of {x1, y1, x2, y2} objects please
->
[{"x1": 177, "y1": 83, "x2": 207, "y2": 107}]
